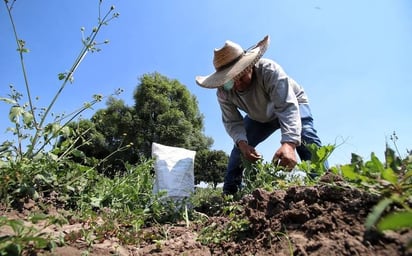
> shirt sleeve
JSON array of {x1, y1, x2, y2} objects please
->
[
  {"x1": 262, "y1": 64, "x2": 302, "y2": 145},
  {"x1": 216, "y1": 88, "x2": 248, "y2": 144}
]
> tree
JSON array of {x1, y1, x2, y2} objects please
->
[
  {"x1": 133, "y1": 72, "x2": 213, "y2": 158},
  {"x1": 56, "y1": 98, "x2": 138, "y2": 176},
  {"x1": 54, "y1": 118, "x2": 109, "y2": 175},
  {"x1": 194, "y1": 149, "x2": 228, "y2": 188},
  {"x1": 91, "y1": 97, "x2": 138, "y2": 176}
]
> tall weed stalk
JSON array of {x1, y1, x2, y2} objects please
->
[
  {"x1": 1, "y1": 0, "x2": 120, "y2": 160},
  {"x1": 0, "y1": 0, "x2": 120, "y2": 206}
]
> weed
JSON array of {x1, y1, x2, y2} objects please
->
[
  {"x1": 198, "y1": 217, "x2": 250, "y2": 245},
  {"x1": 0, "y1": 215, "x2": 53, "y2": 255},
  {"x1": 331, "y1": 134, "x2": 412, "y2": 232},
  {"x1": 242, "y1": 157, "x2": 306, "y2": 196},
  {"x1": 363, "y1": 145, "x2": 412, "y2": 232},
  {"x1": 1, "y1": 1, "x2": 120, "y2": 160},
  {"x1": 297, "y1": 143, "x2": 335, "y2": 180},
  {"x1": 0, "y1": 0, "x2": 121, "y2": 210}
]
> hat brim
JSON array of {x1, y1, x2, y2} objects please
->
[{"x1": 196, "y1": 35, "x2": 270, "y2": 89}]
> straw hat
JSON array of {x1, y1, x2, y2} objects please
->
[{"x1": 196, "y1": 35, "x2": 270, "y2": 88}]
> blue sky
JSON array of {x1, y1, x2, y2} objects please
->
[{"x1": 1, "y1": 0, "x2": 411, "y2": 166}]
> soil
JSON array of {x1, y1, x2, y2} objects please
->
[{"x1": 1, "y1": 176, "x2": 411, "y2": 255}]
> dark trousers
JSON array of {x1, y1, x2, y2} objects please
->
[{"x1": 223, "y1": 104, "x2": 326, "y2": 194}]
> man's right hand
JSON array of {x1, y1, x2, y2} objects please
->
[
  {"x1": 237, "y1": 140, "x2": 262, "y2": 162},
  {"x1": 272, "y1": 142, "x2": 297, "y2": 170}
]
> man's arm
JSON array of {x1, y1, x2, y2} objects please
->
[{"x1": 217, "y1": 88, "x2": 248, "y2": 144}]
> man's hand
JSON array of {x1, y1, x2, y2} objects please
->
[
  {"x1": 272, "y1": 142, "x2": 297, "y2": 170},
  {"x1": 238, "y1": 140, "x2": 262, "y2": 162}
]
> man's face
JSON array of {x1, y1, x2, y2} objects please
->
[{"x1": 233, "y1": 69, "x2": 253, "y2": 92}]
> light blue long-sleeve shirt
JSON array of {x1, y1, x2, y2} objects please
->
[{"x1": 217, "y1": 58, "x2": 309, "y2": 146}]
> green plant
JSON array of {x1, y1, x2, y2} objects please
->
[
  {"x1": 197, "y1": 199, "x2": 251, "y2": 245},
  {"x1": 1, "y1": 0, "x2": 120, "y2": 161},
  {"x1": 79, "y1": 160, "x2": 155, "y2": 212},
  {"x1": 0, "y1": 0, "x2": 122, "y2": 208},
  {"x1": 297, "y1": 143, "x2": 335, "y2": 180},
  {"x1": 335, "y1": 133, "x2": 412, "y2": 232},
  {"x1": 240, "y1": 144, "x2": 336, "y2": 196},
  {"x1": 242, "y1": 158, "x2": 303, "y2": 196},
  {"x1": 198, "y1": 216, "x2": 250, "y2": 245},
  {"x1": 190, "y1": 187, "x2": 225, "y2": 218},
  {"x1": 65, "y1": 159, "x2": 196, "y2": 245},
  {"x1": 0, "y1": 215, "x2": 53, "y2": 255},
  {"x1": 198, "y1": 220, "x2": 239, "y2": 245},
  {"x1": 364, "y1": 151, "x2": 411, "y2": 231}
]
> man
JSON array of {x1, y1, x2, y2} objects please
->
[{"x1": 195, "y1": 35, "x2": 326, "y2": 195}]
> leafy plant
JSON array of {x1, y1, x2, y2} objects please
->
[
  {"x1": 241, "y1": 154, "x2": 312, "y2": 196},
  {"x1": 1, "y1": 0, "x2": 120, "y2": 161},
  {"x1": 242, "y1": 159, "x2": 288, "y2": 194},
  {"x1": 240, "y1": 144, "x2": 335, "y2": 197},
  {"x1": 79, "y1": 160, "x2": 154, "y2": 212},
  {"x1": 297, "y1": 143, "x2": 335, "y2": 180},
  {"x1": 0, "y1": 215, "x2": 53, "y2": 255},
  {"x1": 191, "y1": 187, "x2": 225, "y2": 217},
  {"x1": 198, "y1": 207, "x2": 250, "y2": 245},
  {"x1": 334, "y1": 133, "x2": 412, "y2": 232},
  {"x1": 363, "y1": 148, "x2": 412, "y2": 232},
  {"x1": 0, "y1": 0, "x2": 121, "y2": 205}
]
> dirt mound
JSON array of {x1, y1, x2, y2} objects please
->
[
  {"x1": 1, "y1": 183, "x2": 411, "y2": 255},
  {"x1": 204, "y1": 185, "x2": 411, "y2": 256}
]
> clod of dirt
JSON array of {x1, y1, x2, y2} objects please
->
[{"x1": 206, "y1": 185, "x2": 411, "y2": 256}]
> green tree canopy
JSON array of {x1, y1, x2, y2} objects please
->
[
  {"x1": 92, "y1": 97, "x2": 136, "y2": 154},
  {"x1": 133, "y1": 72, "x2": 213, "y2": 158},
  {"x1": 90, "y1": 97, "x2": 139, "y2": 175},
  {"x1": 194, "y1": 149, "x2": 228, "y2": 188},
  {"x1": 57, "y1": 98, "x2": 137, "y2": 176}
]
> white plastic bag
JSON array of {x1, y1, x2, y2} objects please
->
[{"x1": 152, "y1": 142, "x2": 196, "y2": 201}]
